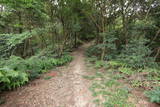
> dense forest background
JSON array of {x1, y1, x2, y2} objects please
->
[
  {"x1": 0, "y1": 0, "x2": 159, "y2": 60},
  {"x1": 0, "y1": 0, "x2": 160, "y2": 105}
]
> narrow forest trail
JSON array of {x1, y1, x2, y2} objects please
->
[{"x1": 1, "y1": 44, "x2": 95, "y2": 107}]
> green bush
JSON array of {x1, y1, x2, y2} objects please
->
[
  {"x1": 85, "y1": 45, "x2": 101, "y2": 58},
  {"x1": 24, "y1": 54, "x2": 72, "y2": 79},
  {"x1": 145, "y1": 87, "x2": 160, "y2": 103},
  {"x1": 0, "y1": 56, "x2": 28, "y2": 72},
  {"x1": 95, "y1": 61, "x2": 105, "y2": 68},
  {"x1": 0, "y1": 54, "x2": 73, "y2": 89},
  {"x1": 103, "y1": 30, "x2": 118, "y2": 60},
  {"x1": 118, "y1": 38, "x2": 157, "y2": 69},
  {"x1": 143, "y1": 68, "x2": 160, "y2": 79},
  {"x1": 86, "y1": 31, "x2": 118, "y2": 60},
  {"x1": 0, "y1": 67, "x2": 28, "y2": 91},
  {"x1": 107, "y1": 61, "x2": 126, "y2": 68},
  {"x1": 119, "y1": 67, "x2": 134, "y2": 75}
]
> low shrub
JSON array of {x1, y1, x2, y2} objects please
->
[
  {"x1": 0, "y1": 67, "x2": 28, "y2": 91},
  {"x1": 85, "y1": 45, "x2": 101, "y2": 58},
  {"x1": 0, "y1": 54, "x2": 72, "y2": 90},
  {"x1": 142, "y1": 68, "x2": 160, "y2": 81},
  {"x1": 118, "y1": 38, "x2": 157, "y2": 69},
  {"x1": 0, "y1": 56, "x2": 28, "y2": 72},
  {"x1": 145, "y1": 87, "x2": 160, "y2": 103},
  {"x1": 25, "y1": 54, "x2": 72, "y2": 79},
  {"x1": 107, "y1": 61, "x2": 126, "y2": 68},
  {"x1": 95, "y1": 61, "x2": 105, "y2": 68},
  {"x1": 119, "y1": 67, "x2": 134, "y2": 75}
]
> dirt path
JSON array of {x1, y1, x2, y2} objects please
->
[{"x1": 1, "y1": 44, "x2": 95, "y2": 107}]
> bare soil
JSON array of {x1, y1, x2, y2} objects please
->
[
  {"x1": 0, "y1": 44, "x2": 95, "y2": 107},
  {"x1": 0, "y1": 43, "x2": 159, "y2": 107}
]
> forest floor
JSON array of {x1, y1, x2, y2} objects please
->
[
  {"x1": 0, "y1": 44, "x2": 159, "y2": 107},
  {"x1": 0, "y1": 44, "x2": 96, "y2": 107}
]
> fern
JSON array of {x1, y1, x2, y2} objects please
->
[
  {"x1": 95, "y1": 61, "x2": 105, "y2": 68},
  {"x1": 0, "y1": 67, "x2": 28, "y2": 90},
  {"x1": 119, "y1": 67, "x2": 134, "y2": 75},
  {"x1": 145, "y1": 87, "x2": 160, "y2": 103},
  {"x1": 0, "y1": 53, "x2": 72, "y2": 90}
]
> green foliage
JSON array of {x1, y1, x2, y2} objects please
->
[
  {"x1": 86, "y1": 30, "x2": 118, "y2": 61},
  {"x1": 104, "y1": 30, "x2": 118, "y2": 60},
  {"x1": 0, "y1": 0, "x2": 159, "y2": 105},
  {"x1": 107, "y1": 61, "x2": 126, "y2": 68},
  {"x1": 95, "y1": 61, "x2": 105, "y2": 68},
  {"x1": 85, "y1": 45, "x2": 101, "y2": 58},
  {"x1": 0, "y1": 28, "x2": 49, "y2": 58},
  {"x1": 103, "y1": 88, "x2": 131, "y2": 107},
  {"x1": 86, "y1": 31, "x2": 118, "y2": 60},
  {"x1": 44, "y1": 76, "x2": 52, "y2": 80},
  {"x1": 131, "y1": 19, "x2": 158, "y2": 41},
  {"x1": 87, "y1": 56, "x2": 97, "y2": 63},
  {"x1": 1, "y1": 56, "x2": 28, "y2": 72},
  {"x1": 119, "y1": 67, "x2": 134, "y2": 75},
  {"x1": 118, "y1": 38, "x2": 156, "y2": 69},
  {"x1": 86, "y1": 71, "x2": 133, "y2": 107},
  {"x1": 131, "y1": 80, "x2": 143, "y2": 88},
  {"x1": 4, "y1": 31, "x2": 32, "y2": 48},
  {"x1": 143, "y1": 68, "x2": 160, "y2": 80},
  {"x1": 145, "y1": 87, "x2": 160, "y2": 103},
  {"x1": 83, "y1": 75, "x2": 95, "y2": 80},
  {"x1": 0, "y1": 67, "x2": 28, "y2": 91},
  {"x1": 104, "y1": 79, "x2": 119, "y2": 87},
  {"x1": 0, "y1": 54, "x2": 72, "y2": 89},
  {"x1": 21, "y1": 54, "x2": 72, "y2": 79}
]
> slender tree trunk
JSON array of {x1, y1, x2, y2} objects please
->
[
  {"x1": 74, "y1": 32, "x2": 77, "y2": 48},
  {"x1": 18, "y1": 12, "x2": 23, "y2": 33},
  {"x1": 101, "y1": 2, "x2": 106, "y2": 61}
]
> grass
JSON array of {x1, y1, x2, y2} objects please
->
[
  {"x1": 85, "y1": 57, "x2": 160, "y2": 106},
  {"x1": 82, "y1": 75, "x2": 95, "y2": 80},
  {"x1": 84, "y1": 71, "x2": 134, "y2": 107},
  {"x1": 44, "y1": 76, "x2": 53, "y2": 80}
]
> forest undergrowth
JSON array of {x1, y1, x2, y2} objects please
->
[{"x1": 0, "y1": 0, "x2": 160, "y2": 106}]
